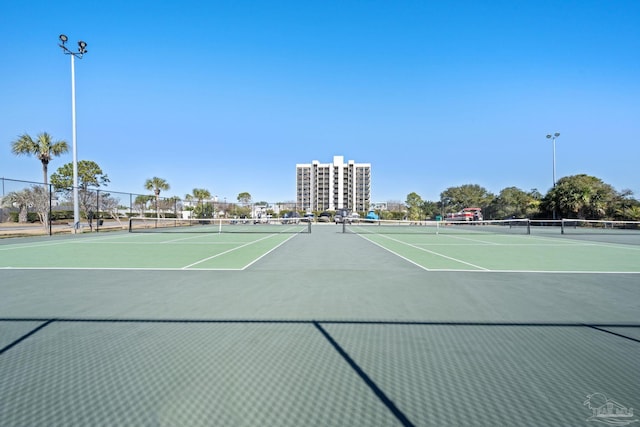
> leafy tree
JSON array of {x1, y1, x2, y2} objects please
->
[
  {"x1": 611, "y1": 189, "x2": 640, "y2": 220},
  {"x1": 144, "y1": 177, "x2": 170, "y2": 218},
  {"x1": 405, "y1": 192, "x2": 424, "y2": 220},
  {"x1": 624, "y1": 206, "x2": 640, "y2": 221},
  {"x1": 237, "y1": 192, "x2": 252, "y2": 206},
  {"x1": 194, "y1": 202, "x2": 214, "y2": 219},
  {"x1": 183, "y1": 194, "x2": 194, "y2": 209},
  {"x1": 192, "y1": 188, "x2": 211, "y2": 204},
  {"x1": 440, "y1": 184, "x2": 495, "y2": 213},
  {"x1": 189, "y1": 188, "x2": 212, "y2": 218},
  {"x1": 541, "y1": 174, "x2": 618, "y2": 219},
  {"x1": 487, "y1": 187, "x2": 541, "y2": 219},
  {"x1": 421, "y1": 200, "x2": 440, "y2": 219},
  {"x1": 50, "y1": 160, "x2": 109, "y2": 216},
  {"x1": 11, "y1": 132, "x2": 68, "y2": 186}
]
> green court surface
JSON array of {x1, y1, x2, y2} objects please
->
[
  {"x1": 355, "y1": 232, "x2": 640, "y2": 272},
  {"x1": 2, "y1": 222, "x2": 638, "y2": 272},
  {"x1": 0, "y1": 232, "x2": 298, "y2": 270},
  {"x1": 1, "y1": 224, "x2": 639, "y2": 426}
]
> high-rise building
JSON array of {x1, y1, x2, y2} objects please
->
[{"x1": 296, "y1": 155, "x2": 371, "y2": 212}]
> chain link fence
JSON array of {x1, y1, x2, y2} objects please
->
[
  {"x1": 1, "y1": 178, "x2": 180, "y2": 237},
  {"x1": 1, "y1": 177, "x2": 300, "y2": 237}
]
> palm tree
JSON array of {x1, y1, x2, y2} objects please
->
[
  {"x1": 191, "y1": 188, "x2": 212, "y2": 218},
  {"x1": 192, "y1": 188, "x2": 211, "y2": 206},
  {"x1": 144, "y1": 177, "x2": 170, "y2": 218},
  {"x1": 11, "y1": 132, "x2": 68, "y2": 186}
]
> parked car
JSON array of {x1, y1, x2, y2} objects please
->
[
  {"x1": 318, "y1": 212, "x2": 331, "y2": 222},
  {"x1": 301, "y1": 213, "x2": 315, "y2": 222},
  {"x1": 334, "y1": 209, "x2": 348, "y2": 223},
  {"x1": 365, "y1": 210, "x2": 379, "y2": 221}
]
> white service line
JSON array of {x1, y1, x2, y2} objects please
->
[
  {"x1": 359, "y1": 232, "x2": 490, "y2": 271},
  {"x1": 240, "y1": 233, "x2": 299, "y2": 270},
  {"x1": 3, "y1": 266, "x2": 638, "y2": 273},
  {"x1": 413, "y1": 242, "x2": 585, "y2": 247},
  {"x1": 355, "y1": 233, "x2": 431, "y2": 271},
  {"x1": 526, "y1": 233, "x2": 640, "y2": 251},
  {"x1": 443, "y1": 234, "x2": 500, "y2": 245},
  {"x1": 182, "y1": 233, "x2": 279, "y2": 269}
]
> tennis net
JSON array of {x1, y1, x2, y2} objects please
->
[
  {"x1": 128, "y1": 217, "x2": 312, "y2": 234},
  {"x1": 344, "y1": 219, "x2": 532, "y2": 235},
  {"x1": 560, "y1": 219, "x2": 640, "y2": 234}
]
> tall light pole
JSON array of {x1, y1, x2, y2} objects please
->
[
  {"x1": 546, "y1": 132, "x2": 560, "y2": 187},
  {"x1": 58, "y1": 34, "x2": 88, "y2": 232},
  {"x1": 546, "y1": 132, "x2": 560, "y2": 220}
]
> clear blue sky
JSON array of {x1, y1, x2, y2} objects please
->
[{"x1": 1, "y1": 0, "x2": 639, "y2": 204}]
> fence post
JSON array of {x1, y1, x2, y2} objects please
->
[
  {"x1": 49, "y1": 183, "x2": 53, "y2": 236},
  {"x1": 96, "y1": 190, "x2": 100, "y2": 232}
]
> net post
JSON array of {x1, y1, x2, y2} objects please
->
[
  {"x1": 308, "y1": 220, "x2": 312, "y2": 233},
  {"x1": 128, "y1": 217, "x2": 133, "y2": 232},
  {"x1": 526, "y1": 219, "x2": 531, "y2": 235},
  {"x1": 218, "y1": 218, "x2": 222, "y2": 234},
  {"x1": 561, "y1": 219, "x2": 565, "y2": 234},
  {"x1": 342, "y1": 220, "x2": 346, "y2": 234}
]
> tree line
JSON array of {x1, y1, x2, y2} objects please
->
[{"x1": 399, "y1": 179, "x2": 640, "y2": 222}]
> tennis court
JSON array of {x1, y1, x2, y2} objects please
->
[{"x1": 1, "y1": 223, "x2": 639, "y2": 426}]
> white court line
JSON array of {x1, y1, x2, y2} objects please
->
[
  {"x1": 525, "y1": 233, "x2": 640, "y2": 251},
  {"x1": 93, "y1": 241, "x2": 244, "y2": 245},
  {"x1": 182, "y1": 233, "x2": 284, "y2": 269},
  {"x1": 353, "y1": 233, "x2": 432, "y2": 271},
  {"x1": 0, "y1": 230, "x2": 301, "y2": 270},
  {"x1": 0, "y1": 241, "x2": 71, "y2": 251},
  {"x1": 240, "y1": 233, "x2": 299, "y2": 270},
  {"x1": 413, "y1": 243, "x2": 578, "y2": 247},
  {"x1": 376, "y1": 234, "x2": 490, "y2": 270},
  {"x1": 405, "y1": 232, "x2": 640, "y2": 252},
  {"x1": 0, "y1": 267, "x2": 242, "y2": 271},
  {"x1": 3, "y1": 266, "x2": 639, "y2": 273},
  {"x1": 355, "y1": 233, "x2": 489, "y2": 271},
  {"x1": 0, "y1": 232, "x2": 143, "y2": 251},
  {"x1": 353, "y1": 231, "x2": 640, "y2": 273},
  {"x1": 442, "y1": 234, "x2": 500, "y2": 245}
]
